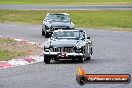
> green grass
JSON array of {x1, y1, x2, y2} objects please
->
[
  {"x1": 0, "y1": 50, "x2": 26, "y2": 61},
  {"x1": 0, "y1": 38, "x2": 26, "y2": 61},
  {"x1": 0, "y1": 0, "x2": 132, "y2": 5},
  {"x1": 0, "y1": 38, "x2": 16, "y2": 43},
  {"x1": 0, "y1": 10, "x2": 132, "y2": 31}
]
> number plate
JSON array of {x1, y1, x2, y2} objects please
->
[{"x1": 57, "y1": 52, "x2": 68, "y2": 57}]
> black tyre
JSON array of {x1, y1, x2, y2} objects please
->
[
  {"x1": 78, "y1": 56, "x2": 84, "y2": 63},
  {"x1": 42, "y1": 29, "x2": 45, "y2": 36},
  {"x1": 54, "y1": 58, "x2": 59, "y2": 61},
  {"x1": 45, "y1": 32, "x2": 49, "y2": 38},
  {"x1": 86, "y1": 54, "x2": 91, "y2": 60},
  {"x1": 44, "y1": 55, "x2": 51, "y2": 64},
  {"x1": 91, "y1": 47, "x2": 93, "y2": 55}
]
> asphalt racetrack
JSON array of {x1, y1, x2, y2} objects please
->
[
  {"x1": 0, "y1": 23, "x2": 132, "y2": 88},
  {"x1": 0, "y1": 5, "x2": 132, "y2": 10}
]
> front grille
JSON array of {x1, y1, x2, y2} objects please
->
[{"x1": 51, "y1": 47, "x2": 74, "y2": 53}]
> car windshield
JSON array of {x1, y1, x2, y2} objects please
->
[
  {"x1": 52, "y1": 31, "x2": 80, "y2": 40},
  {"x1": 46, "y1": 14, "x2": 70, "y2": 22}
]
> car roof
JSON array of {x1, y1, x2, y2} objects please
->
[{"x1": 47, "y1": 13, "x2": 69, "y2": 16}]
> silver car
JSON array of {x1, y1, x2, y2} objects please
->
[
  {"x1": 43, "y1": 29, "x2": 93, "y2": 64},
  {"x1": 42, "y1": 13, "x2": 74, "y2": 38}
]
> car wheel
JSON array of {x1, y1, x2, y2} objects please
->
[
  {"x1": 91, "y1": 47, "x2": 93, "y2": 55},
  {"x1": 42, "y1": 29, "x2": 45, "y2": 36},
  {"x1": 45, "y1": 32, "x2": 49, "y2": 38},
  {"x1": 86, "y1": 54, "x2": 91, "y2": 60},
  {"x1": 44, "y1": 55, "x2": 51, "y2": 64},
  {"x1": 78, "y1": 56, "x2": 84, "y2": 63}
]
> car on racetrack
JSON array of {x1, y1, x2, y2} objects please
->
[
  {"x1": 43, "y1": 29, "x2": 93, "y2": 64},
  {"x1": 42, "y1": 13, "x2": 74, "y2": 38}
]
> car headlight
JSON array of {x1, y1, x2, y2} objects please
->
[
  {"x1": 76, "y1": 45, "x2": 82, "y2": 49},
  {"x1": 75, "y1": 42, "x2": 83, "y2": 52},
  {"x1": 76, "y1": 42, "x2": 82, "y2": 49},
  {"x1": 44, "y1": 44, "x2": 50, "y2": 48},
  {"x1": 75, "y1": 49, "x2": 82, "y2": 53},
  {"x1": 74, "y1": 45, "x2": 82, "y2": 53},
  {"x1": 44, "y1": 41, "x2": 50, "y2": 48}
]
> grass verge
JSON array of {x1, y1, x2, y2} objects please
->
[
  {"x1": 0, "y1": 50, "x2": 26, "y2": 61},
  {"x1": 0, "y1": 0, "x2": 132, "y2": 5},
  {"x1": 0, "y1": 37, "x2": 42, "y2": 61},
  {"x1": 0, "y1": 10, "x2": 132, "y2": 31}
]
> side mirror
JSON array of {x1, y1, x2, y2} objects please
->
[
  {"x1": 88, "y1": 41, "x2": 92, "y2": 44},
  {"x1": 87, "y1": 37, "x2": 90, "y2": 39}
]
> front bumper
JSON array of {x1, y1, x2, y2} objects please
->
[
  {"x1": 43, "y1": 52, "x2": 84, "y2": 59},
  {"x1": 44, "y1": 52, "x2": 83, "y2": 56}
]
